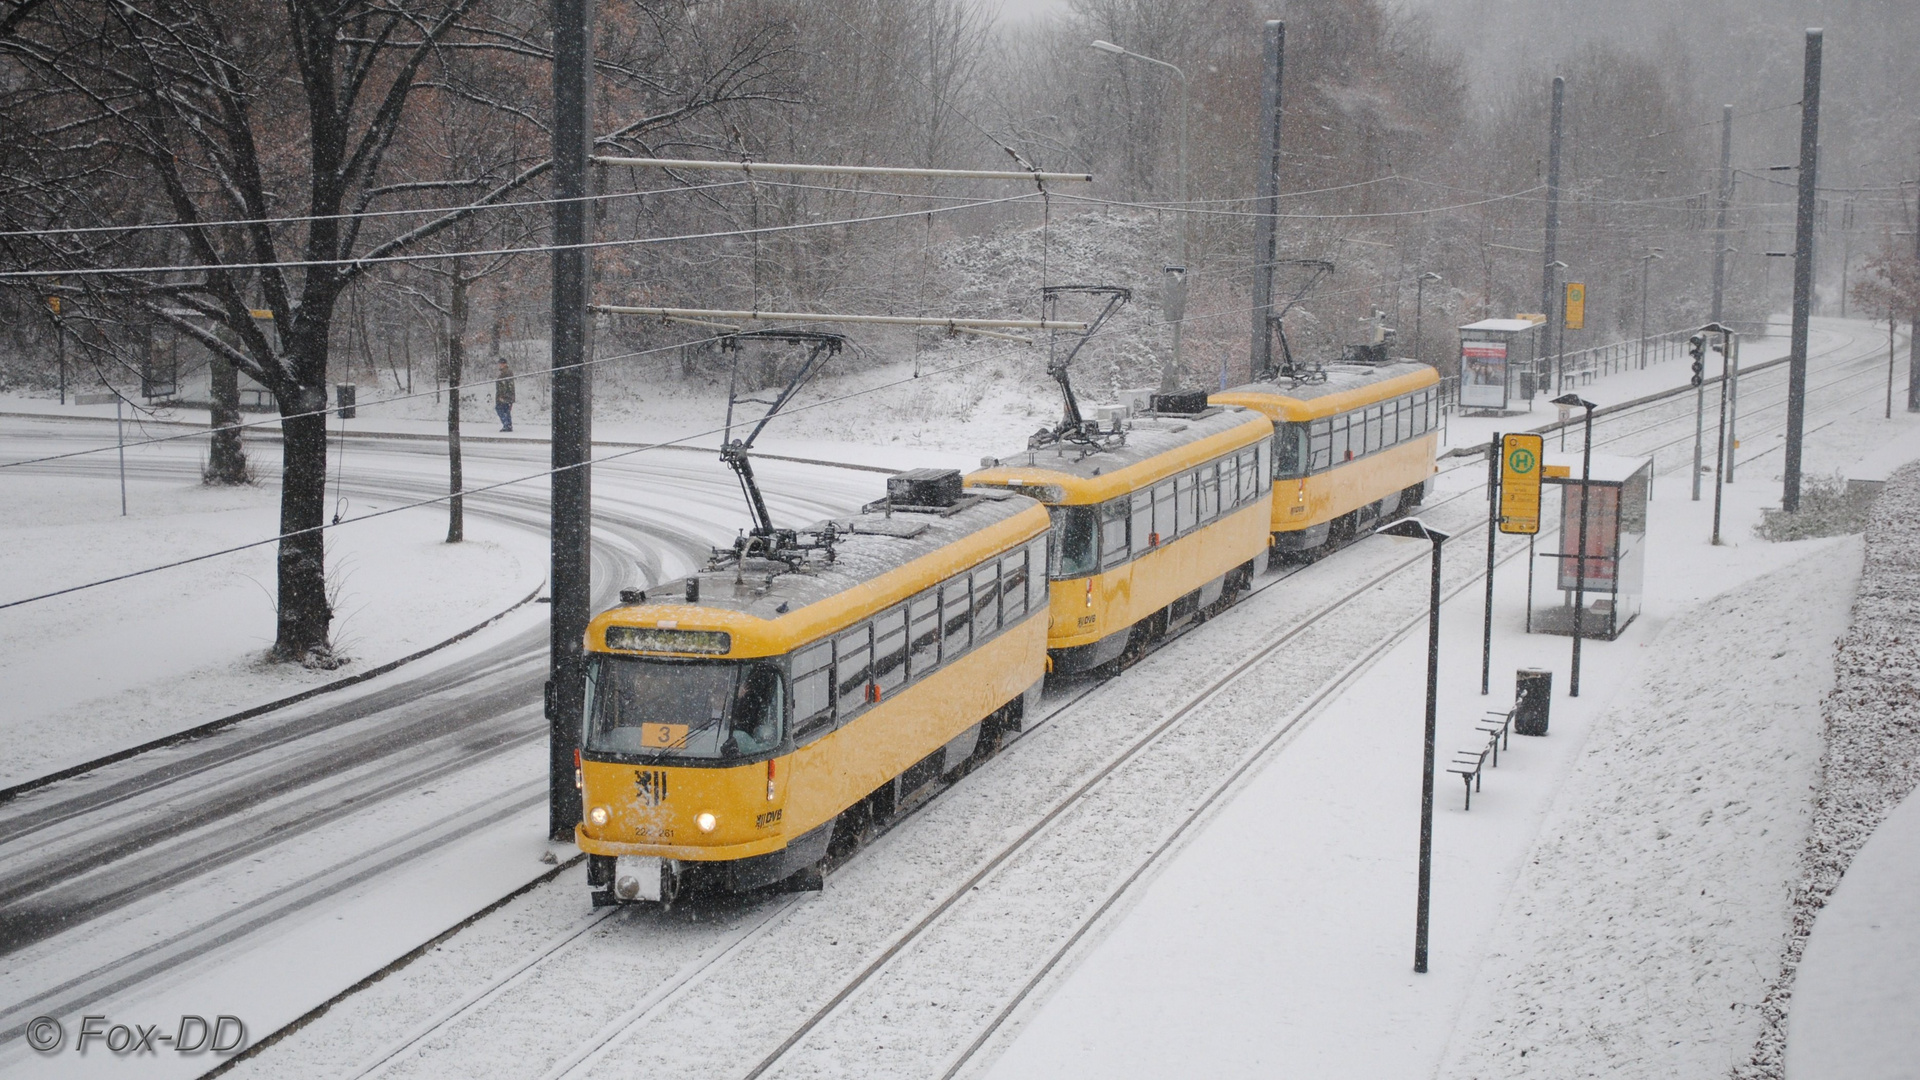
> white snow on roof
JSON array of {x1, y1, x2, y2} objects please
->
[
  {"x1": 1459, "y1": 318, "x2": 1542, "y2": 333},
  {"x1": 1542, "y1": 451, "x2": 1650, "y2": 484}
]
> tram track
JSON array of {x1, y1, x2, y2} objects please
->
[
  {"x1": 7, "y1": 320, "x2": 1892, "y2": 1076},
  {"x1": 252, "y1": 319, "x2": 1900, "y2": 1080},
  {"x1": 0, "y1": 437, "x2": 877, "y2": 1056},
  {"x1": 723, "y1": 325, "x2": 1894, "y2": 1080}
]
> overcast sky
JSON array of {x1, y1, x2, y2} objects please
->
[{"x1": 995, "y1": 0, "x2": 1071, "y2": 23}]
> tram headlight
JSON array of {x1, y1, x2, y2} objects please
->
[
  {"x1": 696, "y1": 812, "x2": 717, "y2": 833},
  {"x1": 588, "y1": 805, "x2": 609, "y2": 827},
  {"x1": 615, "y1": 875, "x2": 640, "y2": 900}
]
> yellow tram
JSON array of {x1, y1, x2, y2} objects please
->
[
  {"x1": 576, "y1": 471, "x2": 1050, "y2": 903},
  {"x1": 1213, "y1": 361, "x2": 1440, "y2": 556},
  {"x1": 967, "y1": 393, "x2": 1275, "y2": 674}
]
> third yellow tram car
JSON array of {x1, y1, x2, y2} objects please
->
[{"x1": 1212, "y1": 360, "x2": 1440, "y2": 558}]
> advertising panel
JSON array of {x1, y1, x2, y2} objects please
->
[
  {"x1": 1564, "y1": 282, "x2": 1586, "y2": 329},
  {"x1": 1556, "y1": 483, "x2": 1620, "y2": 591},
  {"x1": 1459, "y1": 339, "x2": 1509, "y2": 409}
]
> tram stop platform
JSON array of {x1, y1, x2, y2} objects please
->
[
  {"x1": 1528, "y1": 452, "x2": 1650, "y2": 641},
  {"x1": 1786, "y1": 786, "x2": 1920, "y2": 1080}
]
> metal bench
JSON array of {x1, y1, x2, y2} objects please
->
[
  {"x1": 1447, "y1": 744, "x2": 1491, "y2": 810},
  {"x1": 1475, "y1": 708, "x2": 1514, "y2": 765}
]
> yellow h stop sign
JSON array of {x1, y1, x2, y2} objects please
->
[{"x1": 1499, "y1": 433, "x2": 1544, "y2": 534}]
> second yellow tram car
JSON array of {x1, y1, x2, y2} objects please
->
[
  {"x1": 1213, "y1": 360, "x2": 1440, "y2": 557},
  {"x1": 967, "y1": 397, "x2": 1274, "y2": 674},
  {"x1": 577, "y1": 472, "x2": 1050, "y2": 903}
]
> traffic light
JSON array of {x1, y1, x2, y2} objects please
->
[{"x1": 1688, "y1": 333, "x2": 1706, "y2": 387}]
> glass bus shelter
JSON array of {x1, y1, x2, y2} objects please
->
[
  {"x1": 1456, "y1": 316, "x2": 1544, "y2": 415},
  {"x1": 1529, "y1": 453, "x2": 1650, "y2": 641}
]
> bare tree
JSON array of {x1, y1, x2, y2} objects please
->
[{"x1": 0, "y1": 0, "x2": 792, "y2": 662}]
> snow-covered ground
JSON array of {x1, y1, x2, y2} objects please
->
[
  {"x1": 4, "y1": 315, "x2": 1912, "y2": 1077},
  {"x1": 979, "y1": 464, "x2": 1872, "y2": 1080},
  {"x1": 1746, "y1": 460, "x2": 1920, "y2": 1080},
  {"x1": 0, "y1": 421, "x2": 548, "y2": 787},
  {"x1": 1787, "y1": 786, "x2": 1920, "y2": 1080}
]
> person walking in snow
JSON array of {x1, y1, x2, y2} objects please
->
[{"x1": 494, "y1": 358, "x2": 516, "y2": 432}]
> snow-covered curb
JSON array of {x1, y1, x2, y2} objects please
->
[
  {"x1": 0, "y1": 579, "x2": 541, "y2": 802},
  {"x1": 1435, "y1": 539, "x2": 1857, "y2": 1079},
  {"x1": 1735, "y1": 461, "x2": 1920, "y2": 1080}
]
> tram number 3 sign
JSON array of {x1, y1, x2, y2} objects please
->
[{"x1": 1498, "y1": 433, "x2": 1544, "y2": 534}]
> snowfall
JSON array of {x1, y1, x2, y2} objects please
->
[{"x1": 1, "y1": 313, "x2": 1916, "y2": 1079}]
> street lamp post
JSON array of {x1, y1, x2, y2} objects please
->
[
  {"x1": 1700, "y1": 322, "x2": 1734, "y2": 545},
  {"x1": 1383, "y1": 516, "x2": 1450, "y2": 974},
  {"x1": 1414, "y1": 272, "x2": 1441, "y2": 365},
  {"x1": 1092, "y1": 38, "x2": 1189, "y2": 390},
  {"x1": 1638, "y1": 250, "x2": 1664, "y2": 370},
  {"x1": 1552, "y1": 394, "x2": 1597, "y2": 696}
]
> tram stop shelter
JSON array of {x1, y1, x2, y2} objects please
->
[
  {"x1": 1457, "y1": 317, "x2": 1545, "y2": 415},
  {"x1": 1528, "y1": 452, "x2": 1650, "y2": 641}
]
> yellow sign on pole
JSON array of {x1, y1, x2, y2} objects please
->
[
  {"x1": 1564, "y1": 282, "x2": 1586, "y2": 330},
  {"x1": 46, "y1": 296, "x2": 60, "y2": 316},
  {"x1": 1499, "y1": 433, "x2": 1545, "y2": 534}
]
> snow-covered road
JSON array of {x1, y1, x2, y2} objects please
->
[{"x1": 0, "y1": 427, "x2": 880, "y2": 1077}]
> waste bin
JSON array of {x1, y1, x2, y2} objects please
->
[{"x1": 1514, "y1": 668, "x2": 1552, "y2": 735}]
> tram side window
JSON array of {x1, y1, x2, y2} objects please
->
[
  {"x1": 972, "y1": 562, "x2": 1002, "y2": 639},
  {"x1": 1051, "y1": 506, "x2": 1098, "y2": 578},
  {"x1": 1366, "y1": 406, "x2": 1385, "y2": 453},
  {"x1": 1002, "y1": 549, "x2": 1029, "y2": 621},
  {"x1": 1175, "y1": 473, "x2": 1197, "y2": 535},
  {"x1": 1130, "y1": 491, "x2": 1152, "y2": 555},
  {"x1": 907, "y1": 589, "x2": 940, "y2": 680},
  {"x1": 1152, "y1": 480, "x2": 1177, "y2": 545},
  {"x1": 941, "y1": 577, "x2": 972, "y2": 659},
  {"x1": 835, "y1": 625, "x2": 873, "y2": 717},
  {"x1": 792, "y1": 641, "x2": 834, "y2": 742},
  {"x1": 1395, "y1": 397, "x2": 1412, "y2": 441},
  {"x1": 1198, "y1": 463, "x2": 1220, "y2": 522},
  {"x1": 1309, "y1": 419, "x2": 1333, "y2": 472},
  {"x1": 1333, "y1": 416, "x2": 1352, "y2": 463},
  {"x1": 1099, "y1": 499, "x2": 1129, "y2": 570},
  {"x1": 1255, "y1": 442, "x2": 1271, "y2": 492},
  {"x1": 1027, "y1": 538, "x2": 1049, "y2": 609},
  {"x1": 873, "y1": 607, "x2": 908, "y2": 693}
]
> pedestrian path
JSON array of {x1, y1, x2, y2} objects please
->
[{"x1": 1785, "y1": 786, "x2": 1920, "y2": 1080}]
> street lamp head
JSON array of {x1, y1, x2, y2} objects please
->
[
  {"x1": 1547, "y1": 260, "x2": 1568, "y2": 270},
  {"x1": 1089, "y1": 39, "x2": 1126, "y2": 55},
  {"x1": 1382, "y1": 517, "x2": 1451, "y2": 545},
  {"x1": 1551, "y1": 392, "x2": 1595, "y2": 411},
  {"x1": 1420, "y1": 271, "x2": 1442, "y2": 282}
]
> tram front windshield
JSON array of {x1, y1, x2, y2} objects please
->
[
  {"x1": 1051, "y1": 506, "x2": 1098, "y2": 577},
  {"x1": 584, "y1": 657, "x2": 785, "y2": 760}
]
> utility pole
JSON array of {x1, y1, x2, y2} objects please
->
[
  {"x1": 1639, "y1": 250, "x2": 1663, "y2": 371},
  {"x1": 1784, "y1": 28, "x2": 1823, "y2": 514},
  {"x1": 548, "y1": 0, "x2": 594, "y2": 842},
  {"x1": 1911, "y1": 181, "x2": 1920, "y2": 411},
  {"x1": 1091, "y1": 38, "x2": 1188, "y2": 389},
  {"x1": 1540, "y1": 77, "x2": 1564, "y2": 387},
  {"x1": 1414, "y1": 271, "x2": 1440, "y2": 366},
  {"x1": 1711, "y1": 105, "x2": 1733, "y2": 326},
  {"x1": 1250, "y1": 20, "x2": 1285, "y2": 378}
]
